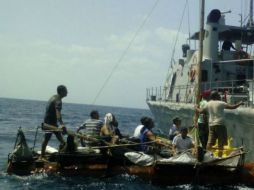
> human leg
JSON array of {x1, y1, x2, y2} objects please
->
[
  {"x1": 54, "y1": 131, "x2": 66, "y2": 151},
  {"x1": 217, "y1": 125, "x2": 227, "y2": 157},
  {"x1": 206, "y1": 125, "x2": 216, "y2": 152},
  {"x1": 41, "y1": 133, "x2": 52, "y2": 157},
  {"x1": 198, "y1": 123, "x2": 209, "y2": 149}
]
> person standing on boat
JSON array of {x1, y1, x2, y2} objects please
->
[
  {"x1": 172, "y1": 127, "x2": 194, "y2": 155},
  {"x1": 168, "y1": 117, "x2": 181, "y2": 140},
  {"x1": 195, "y1": 90, "x2": 243, "y2": 157},
  {"x1": 197, "y1": 90, "x2": 210, "y2": 149},
  {"x1": 41, "y1": 85, "x2": 68, "y2": 159},
  {"x1": 77, "y1": 110, "x2": 103, "y2": 146}
]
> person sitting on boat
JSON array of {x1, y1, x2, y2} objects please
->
[
  {"x1": 139, "y1": 117, "x2": 167, "y2": 154},
  {"x1": 172, "y1": 127, "x2": 194, "y2": 155},
  {"x1": 197, "y1": 90, "x2": 210, "y2": 149},
  {"x1": 195, "y1": 90, "x2": 243, "y2": 158},
  {"x1": 168, "y1": 117, "x2": 181, "y2": 140},
  {"x1": 100, "y1": 113, "x2": 122, "y2": 144},
  {"x1": 139, "y1": 117, "x2": 156, "y2": 153},
  {"x1": 77, "y1": 110, "x2": 103, "y2": 147},
  {"x1": 40, "y1": 85, "x2": 68, "y2": 159},
  {"x1": 132, "y1": 116, "x2": 147, "y2": 140}
]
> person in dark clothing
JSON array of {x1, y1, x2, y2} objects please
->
[
  {"x1": 222, "y1": 40, "x2": 236, "y2": 51},
  {"x1": 41, "y1": 85, "x2": 68, "y2": 158},
  {"x1": 60, "y1": 135, "x2": 77, "y2": 153},
  {"x1": 139, "y1": 117, "x2": 167, "y2": 153},
  {"x1": 197, "y1": 91, "x2": 210, "y2": 149},
  {"x1": 140, "y1": 117, "x2": 155, "y2": 153}
]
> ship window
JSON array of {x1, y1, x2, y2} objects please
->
[{"x1": 202, "y1": 70, "x2": 208, "y2": 82}]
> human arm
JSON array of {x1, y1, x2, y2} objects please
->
[
  {"x1": 77, "y1": 123, "x2": 85, "y2": 133},
  {"x1": 172, "y1": 144, "x2": 177, "y2": 155},
  {"x1": 195, "y1": 104, "x2": 206, "y2": 114},
  {"x1": 225, "y1": 101, "x2": 244, "y2": 109},
  {"x1": 100, "y1": 125, "x2": 111, "y2": 136},
  {"x1": 56, "y1": 109, "x2": 64, "y2": 125},
  {"x1": 146, "y1": 130, "x2": 156, "y2": 141},
  {"x1": 55, "y1": 100, "x2": 67, "y2": 133},
  {"x1": 231, "y1": 43, "x2": 236, "y2": 50},
  {"x1": 146, "y1": 130, "x2": 164, "y2": 145}
]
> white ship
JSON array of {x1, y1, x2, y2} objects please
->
[{"x1": 147, "y1": 1, "x2": 254, "y2": 161}]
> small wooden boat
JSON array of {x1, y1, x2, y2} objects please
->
[{"x1": 6, "y1": 127, "x2": 254, "y2": 186}]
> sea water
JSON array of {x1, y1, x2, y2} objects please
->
[{"x1": 0, "y1": 98, "x2": 252, "y2": 190}]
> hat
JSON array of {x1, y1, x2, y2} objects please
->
[{"x1": 104, "y1": 113, "x2": 113, "y2": 125}]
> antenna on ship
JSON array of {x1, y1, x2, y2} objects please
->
[{"x1": 247, "y1": 0, "x2": 254, "y2": 27}]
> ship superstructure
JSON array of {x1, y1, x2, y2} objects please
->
[{"x1": 147, "y1": 8, "x2": 254, "y2": 161}]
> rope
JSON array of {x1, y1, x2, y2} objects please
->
[
  {"x1": 164, "y1": 0, "x2": 188, "y2": 89},
  {"x1": 91, "y1": 140, "x2": 157, "y2": 149},
  {"x1": 92, "y1": 0, "x2": 160, "y2": 105},
  {"x1": 40, "y1": 124, "x2": 160, "y2": 150},
  {"x1": 32, "y1": 126, "x2": 40, "y2": 151},
  {"x1": 186, "y1": 0, "x2": 191, "y2": 46}
]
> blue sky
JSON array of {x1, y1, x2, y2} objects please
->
[{"x1": 0, "y1": 0, "x2": 250, "y2": 108}]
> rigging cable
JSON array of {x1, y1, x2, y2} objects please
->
[
  {"x1": 169, "y1": 0, "x2": 188, "y2": 69},
  {"x1": 163, "y1": 0, "x2": 188, "y2": 89},
  {"x1": 92, "y1": 0, "x2": 160, "y2": 105},
  {"x1": 187, "y1": 0, "x2": 191, "y2": 46}
]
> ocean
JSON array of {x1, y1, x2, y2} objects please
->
[{"x1": 0, "y1": 98, "x2": 252, "y2": 190}]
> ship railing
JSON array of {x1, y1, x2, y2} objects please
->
[{"x1": 146, "y1": 79, "x2": 254, "y2": 108}]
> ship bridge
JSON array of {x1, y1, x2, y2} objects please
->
[{"x1": 190, "y1": 25, "x2": 254, "y2": 45}]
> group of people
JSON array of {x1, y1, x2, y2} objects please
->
[
  {"x1": 40, "y1": 85, "x2": 243, "y2": 160},
  {"x1": 133, "y1": 116, "x2": 193, "y2": 156},
  {"x1": 40, "y1": 85, "x2": 175, "y2": 160},
  {"x1": 195, "y1": 90, "x2": 243, "y2": 157},
  {"x1": 167, "y1": 89, "x2": 243, "y2": 158},
  {"x1": 40, "y1": 85, "x2": 123, "y2": 159},
  {"x1": 77, "y1": 110, "x2": 122, "y2": 146}
]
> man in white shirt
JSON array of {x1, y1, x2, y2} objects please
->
[
  {"x1": 196, "y1": 90, "x2": 243, "y2": 157},
  {"x1": 133, "y1": 117, "x2": 147, "y2": 138},
  {"x1": 172, "y1": 127, "x2": 194, "y2": 155}
]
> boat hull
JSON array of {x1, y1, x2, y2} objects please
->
[{"x1": 7, "y1": 153, "x2": 254, "y2": 186}]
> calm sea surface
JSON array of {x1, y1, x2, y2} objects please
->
[{"x1": 0, "y1": 98, "x2": 252, "y2": 190}]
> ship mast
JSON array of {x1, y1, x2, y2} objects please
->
[
  {"x1": 247, "y1": 0, "x2": 254, "y2": 27},
  {"x1": 194, "y1": 0, "x2": 205, "y2": 126}
]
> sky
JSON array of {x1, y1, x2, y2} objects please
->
[{"x1": 0, "y1": 0, "x2": 251, "y2": 109}]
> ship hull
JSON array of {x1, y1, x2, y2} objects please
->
[{"x1": 147, "y1": 100, "x2": 254, "y2": 161}]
